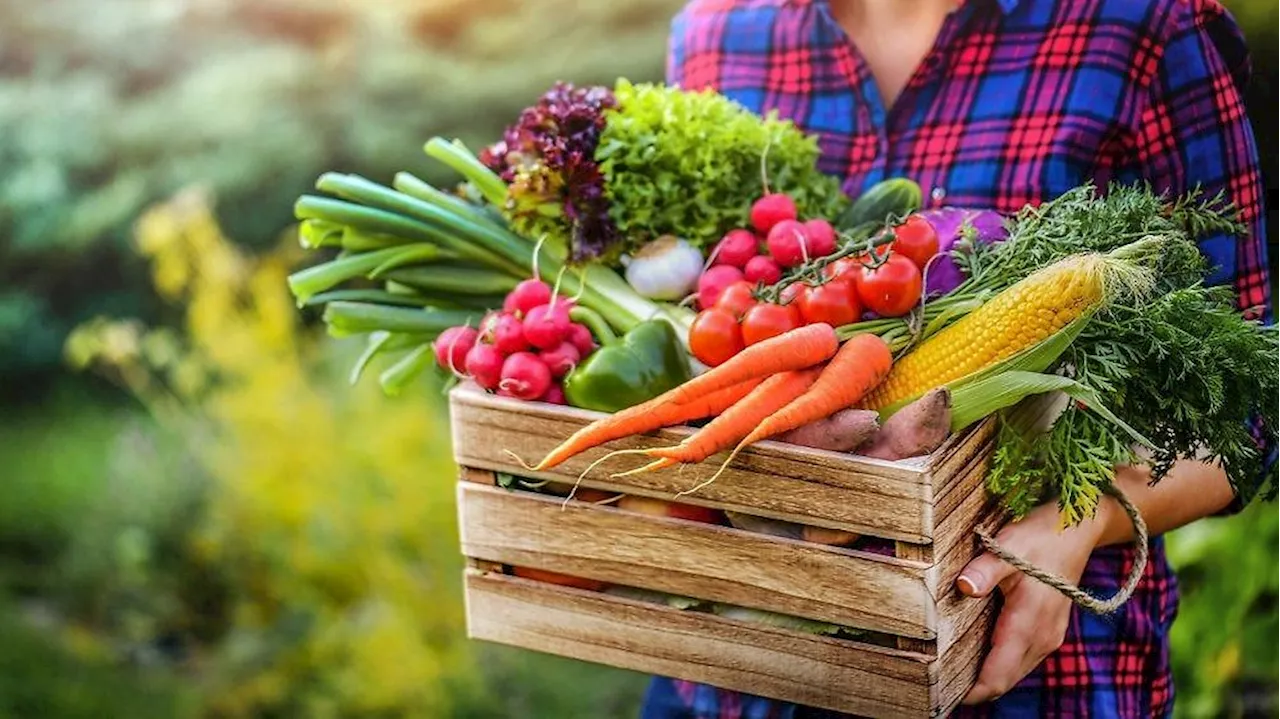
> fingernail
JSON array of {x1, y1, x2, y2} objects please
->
[{"x1": 957, "y1": 573, "x2": 981, "y2": 595}]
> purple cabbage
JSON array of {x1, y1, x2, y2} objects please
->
[
  {"x1": 918, "y1": 207, "x2": 1008, "y2": 296},
  {"x1": 480, "y1": 83, "x2": 621, "y2": 263}
]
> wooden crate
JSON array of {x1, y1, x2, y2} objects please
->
[{"x1": 450, "y1": 383, "x2": 1004, "y2": 718}]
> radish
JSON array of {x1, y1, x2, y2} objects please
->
[
  {"x1": 566, "y1": 323, "x2": 597, "y2": 356},
  {"x1": 750, "y1": 193, "x2": 797, "y2": 234},
  {"x1": 539, "y1": 341, "x2": 580, "y2": 379},
  {"x1": 766, "y1": 219, "x2": 812, "y2": 267},
  {"x1": 540, "y1": 385, "x2": 567, "y2": 405},
  {"x1": 490, "y1": 312, "x2": 528, "y2": 355},
  {"x1": 503, "y1": 278, "x2": 553, "y2": 316},
  {"x1": 464, "y1": 343, "x2": 505, "y2": 390},
  {"x1": 711, "y1": 230, "x2": 759, "y2": 268},
  {"x1": 523, "y1": 302, "x2": 572, "y2": 350},
  {"x1": 696, "y1": 265, "x2": 745, "y2": 310},
  {"x1": 433, "y1": 326, "x2": 477, "y2": 373},
  {"x1": 498, "y1": 352, "x2": 552, "y2": 400},
  {"x1": 743, "y1": 255, "x2": 783, "y2": 285},
  {"x1": 803, "y1": 219, "x2": 837, "y2": 257}
]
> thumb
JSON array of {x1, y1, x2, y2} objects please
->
[{"x1": 957, "y1": 550, "x2": 1016, "y2": 598}]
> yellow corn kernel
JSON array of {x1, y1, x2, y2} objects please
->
[{"x1": 861, "y1": 256, "x2": 1106, "y2": 411}]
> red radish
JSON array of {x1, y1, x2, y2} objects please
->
[
  {"x1": 540, "y1": 385, "x2": 567, "y2": 405},
  {"x1": 539, "y1": 341, "x2": 580, "y2": 379},
  {"x1": 433, "y1": 326, "x2": 477, "y2": 373},
  {"x1": 523, "y1": 303, "x2": 571, "y2": 350},
  {"x1": 712, "y1": 229, "x2": 759, "y2": 268},
  {"x1": 490, "y1": 313, "x2": 528, "y2": 355},
  {"x1": 464, "y1": 343, "x2": 505, "y2": 390},
  {"x1": 802, "y1": 219, "x2": 837, "y2": 257},
  {"x1": 498, "y1": 352, "x2": 552, "y2": 400},
  {"x1": 750, "y1": 193, "x2": 797, "y2": 234},
  {"x1": 743, "y1": 255, "x2": 783, "y2": 285},
  {"x1": 766, "y1": 220, "x2": 812, "y2": 268},
  {"x1": 503, "y1": 278, "x2": 553, "y2": 316},
  {"x1": 566, "y1": 323, "x2": 597, "y2": 356},
  {"x1": 696, "y1": 265, "x2": 746, "y2": 310}
]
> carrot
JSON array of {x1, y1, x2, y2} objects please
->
[
  {"x1": 650, "y1": 368, "x2": 822, "y2": 464},
  {"x1": 522, "y1": 323, "x2": 835, "y2": 471},
  {"x1": 618, "y1": 368, "x2": 824, "y2": 477},
  {"x1": 523, "y1": 376, "x2": 765, "y2": 471},
  {"x1": 687, "y1": 334, "x2": 893, "y2": 493},
  {"x1": 654, "y1": 322, "x2": 837, "y2": 406}
]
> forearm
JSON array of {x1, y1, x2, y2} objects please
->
[{"x1": 1094, "y1": 458, "x2": 1237, "y2": 547}]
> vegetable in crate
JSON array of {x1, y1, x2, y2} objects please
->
[
  {"x1": 594, "y1": 80, "x2": 848, "y2": 254},
  {"x1": 562, "y1": 309, "x2": 692, "y2": 414}
]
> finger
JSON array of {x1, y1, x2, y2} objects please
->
[
  {"x1": 957, "y1": 550, "x2": 1017, "y2": 598},
  {"x1": 961, "y1": 604, "x2": 1035, "y2": 704}
]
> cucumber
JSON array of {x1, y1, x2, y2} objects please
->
[{"x1": 837, "y1": 178, "x2": 923, "y2": 231}]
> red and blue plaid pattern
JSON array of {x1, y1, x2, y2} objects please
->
[{"x1": 643, "y1": 0, "x2": 1273, "y2": 717}]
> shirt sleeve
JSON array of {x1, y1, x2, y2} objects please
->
[{"x1": 1130, "y1": 0, "x2": 1275, "y2": 508}]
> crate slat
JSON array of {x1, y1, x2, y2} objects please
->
[
  {"x1": 464, "y1": 570, "x2": 948, "y2": 718},
  {"x1": 458, "y1": 482, "x2": 938, "y2": 639}
]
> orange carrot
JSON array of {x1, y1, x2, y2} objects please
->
[
  {"x1": 682, "y1": 334, "x2": 892, "y2": 493},
  {"x1": 523, "y1": 323, "x2": 836, "y2": 471},
  {"x1": 625, "y1": 368, "x2": 824, "y2": 475},
  {"x1": 737, "y1": 333, "x2": 893, "y2": 452},
  {"x1": 526, "y1": 377, "x2": 765, "y2": 471},
  {"x1": 656, "y1": 323, "x2": 837, "y2": 406}
]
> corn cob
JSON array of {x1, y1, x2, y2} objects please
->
[{"x1": 860, "y1": 255, "x2": 1108, "y2": 411}]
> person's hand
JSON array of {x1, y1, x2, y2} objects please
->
[{"x1": 955, "y1": 498, "x2": 1111, "y2": 705}]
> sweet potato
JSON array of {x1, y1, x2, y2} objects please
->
[
  {"x1": 858, "y1": 387, "x2": 952, "y2": 460},
  {"x1": 774, "y1": 408, "x2": 880, "y2": 452}
]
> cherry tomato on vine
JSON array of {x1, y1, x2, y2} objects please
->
[
  {"x1": 741, "y1": 303, "x2": 802, "y2": 345},
  {"x1": 779, "y1": 282, "x2": 803, "y2": 305},
  {"x1": 796, "y1": 280, "x2": 861, "y2": 327},
  {"x1": 689, "y1": 308, "x2": 745, "y2": 367},
  {"x1": 714, "y1": 281, "x2": 758, "y2": 320},
  {"x1": 891, "y1": 215, "x2": 940, "y2": 270},
  {"x1": 823, "y1": 257, "x2": 861, "y2": 282},
  {"x1": 856, "y1": 254, "x2": 922, "y2": 317}
]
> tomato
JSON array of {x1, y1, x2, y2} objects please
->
[
  {"x1": 779, "y1": 282, "x2": 803, "y2": 305},
  {"x1": 891, "y1": 215, "x2": 940, "y2": 270},
  {"x1": 511, "y1": 566, "x2": 607, "y2": 591},
  {"x1": 714, "y1": 280, "x2": 758, "y2": 320},
  {"x1": 796, "y1": 280, "x2": 861, "y2": 327},
  {"x1": 823, "y1": 257, "x2": 861, "y2": 282},
  {"x1": 689, "y1": 308, "x2": 745, "y2": 367},
  {"x1": 741, "y1": 303, "x2": 802, "y2": 345},
  {"x1": 856, "y1": 255, "x2": 923, "y2": 317}
]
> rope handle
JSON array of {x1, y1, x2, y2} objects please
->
[{"x1": 973, "y1": 485, "x2": 1148, "y2": 615}]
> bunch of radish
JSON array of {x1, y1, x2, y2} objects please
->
[
  {"x1": 695, "y1": 192, "x2": 839, "y2": 311},
  {"x1": 433, "y1": 278, "x2": 597, "y2": 403}
]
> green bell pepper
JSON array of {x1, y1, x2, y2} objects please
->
[{"x1": 563, "y1": 307, "x2": 692, "y2": 413}]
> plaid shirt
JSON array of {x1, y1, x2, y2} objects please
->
[{"x1": 643, "y1": 0, "x2": 1273, "y2": 717}]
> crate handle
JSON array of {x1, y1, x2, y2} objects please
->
[{"x1": 973, "y1": 485, "x2": 1147, "y2": 614}]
